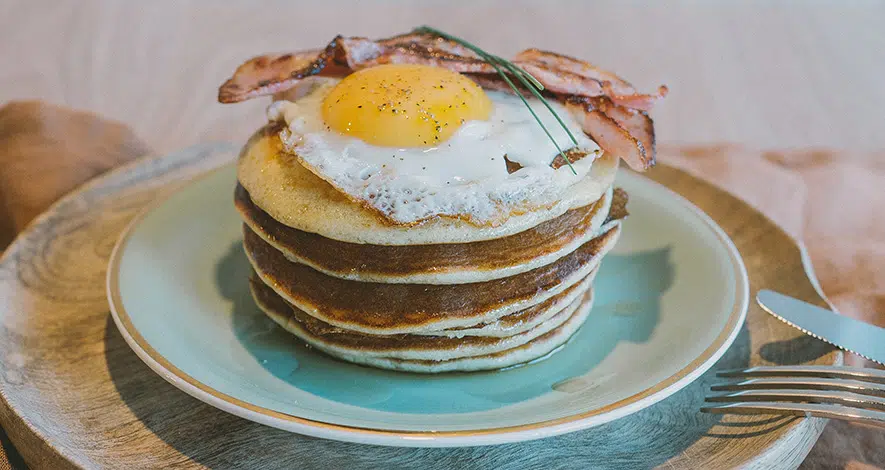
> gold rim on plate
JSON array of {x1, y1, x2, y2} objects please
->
[{"x1": 106, "y1": 166, "x2": 748, "y2": 442}]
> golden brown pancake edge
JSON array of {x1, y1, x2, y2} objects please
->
[
  {"x1": 243, "y1": 222, "x2": 622, "y2": 334},
  {"x1": 236, "y1": 182, "x2": 613, "y2": 284}
]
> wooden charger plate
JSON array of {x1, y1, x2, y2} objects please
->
[{"x1": 0, "y1": 143, "x2": 838, "y2": 469}]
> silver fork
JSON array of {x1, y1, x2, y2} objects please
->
[{"x1": 701, "y1": 365, "x2": 885, "y2": 426}]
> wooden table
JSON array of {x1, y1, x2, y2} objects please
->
[{"x1": 2, "y1": 2, "x2": 884, "y2": 468}]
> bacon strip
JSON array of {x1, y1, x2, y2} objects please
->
[
  {"x1": 218, "y1": 31, "x2": 666, "y2": 171},
  {"x1": 463, "y1": 75, "x2": 656, "y2": 170},
  {"x1": 514, "y1": 62, "x2": 606, "y2": 97},
  {"x1": 219, "y1": 50, "x2": 324, "y2": 104},
  {"x1": 602, "y1": 84, "x2": 669, "y2": 112},
  {"x1": 515, "y1": 49, "x2": 635, "y2": 93},
  {"x1": 566, "y1": 102, "x2": 654, "y2": 171},
  {"x1": 564, "y1": 97, "x2": 655, "y2": 171},
  {"x1": 592, "y1": 98, "x2": 656, "y2": 167}
]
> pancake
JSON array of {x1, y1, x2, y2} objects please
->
[
  {"x1": 422, "y1": 267, "x2": 598, "y2": 338},
  {"x1": 250, "y1": 278, "x2": 590, "y2": 361},
  {"x1": 237, "y1": 182, "x2": 613, "y2": 284},
  {"x1": 220, "y1": 35, "x2": 660, "y2": 374},
  {"x1": 244, "y1": 222, "x2": 622, "y2": 335},
  {"x1": 237, "y1": 124, "x2": 620, "y2": 246},
  {"x1": 254, "y1": 279, "x2": 596, "y2": 374}
]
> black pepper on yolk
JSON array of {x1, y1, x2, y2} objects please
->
[{"x1": 322, "y1": 64, "x2": 493, "y2": 148}]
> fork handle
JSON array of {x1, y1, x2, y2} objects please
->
[{"x1": 701, "y1": 402, "x2": 885, "y2": 427}]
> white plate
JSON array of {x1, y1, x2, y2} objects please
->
[{"x1": 107, "y1": 165, "x2": 749, "y2": 447}]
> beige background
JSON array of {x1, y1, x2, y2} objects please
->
[
  {"x1": 2, "y1": 1, "x2": 885, "y2": 469},
  {"x1": 2, "y1": 1, "x2": 885, "y2": 154}
]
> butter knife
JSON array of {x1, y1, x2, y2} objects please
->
[{"x1": 757, "y1": 289, "x2": 885, "y2": 366}]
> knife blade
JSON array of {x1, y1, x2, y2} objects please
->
[{"x1": 757, "y1": 289, "x2": 885, "y2": 366}]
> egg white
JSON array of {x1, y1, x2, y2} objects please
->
[{"x1": 267, "y1": 78, "x2": 601, "y2": 226}]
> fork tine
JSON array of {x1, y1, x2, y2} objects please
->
[
  {"x1": 701, "y1": 402, "x2": 885, "y2": 427},
  {"x1": 717, "y1": 365, "x2": 885, "y2": 384},
  {"x1": 710, "y1": 377, "x2": 885, "y2": 396},
  {"x1": 706, "y1": 389, "x2": 885, "y2": 411}
]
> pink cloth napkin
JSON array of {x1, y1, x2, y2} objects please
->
[{"x1": 0, "y1": 102, "x2": 882, "y2": 468}]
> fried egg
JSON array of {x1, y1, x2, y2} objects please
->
[{"x1": 267, "y1": 64, "x2": 601, "y2": 225}]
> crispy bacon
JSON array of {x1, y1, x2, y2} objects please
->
[
  {"x1": 566, "y1": 103, "x2": 654, "y2": 171},
  {"x1": 515, "y1": 62, "x2": 606, "y2": 97},
  {"x1": 602, "y1": 84, "x2": 669, "y2": 112},
  {"x1": 564, "y1": 97, "x2": 656, "y2": 171},
  {"x1": 463, "y1": 74, "x2": 655, "y2": 170},
  {"x1": 219, "y1": 50, "x2": 323, "y2": 104},
  {"x1": 513, "y1": 49, "x2": 667, "y2": 111},
  {"x1": 218, "y1": 31, "x2": 666, "y2": 171},
  {"x1": 218, "y1": 33, "x2": 493, "y2": 103},
  {"x1": 515, "y1": 49, "x2": 635, "y2": 94}
]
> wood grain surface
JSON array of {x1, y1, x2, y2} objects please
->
[
  {"x1": 0, "y1": 144, "x2": 839, "y2": 469},
  {"x1": 1, "y1": 1, "x2": 885, "y2": 155}
]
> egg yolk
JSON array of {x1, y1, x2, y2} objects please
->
[{"x1": 322, "y1": 64, "x2": 492, "y2": 147}]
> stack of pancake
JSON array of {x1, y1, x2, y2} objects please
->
[
  {"x1": 235, "y1": 125, "x2": 628, "y2": 373},
  {"x1": 219, "y1": 30, "x2": 665, "y2": 374}
]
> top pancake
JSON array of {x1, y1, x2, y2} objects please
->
[
  {"x1": 237, "y1": 124, "x2": 619, "y2": 245},
  {"x1": 236, "y1": 182, "x2": 613, "y2": 284}
]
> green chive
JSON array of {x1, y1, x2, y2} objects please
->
[
  {"x1": 413, "y1": 25, "x2": 578, "y2": 175},
  {"x1": 497, "y1": 59, "x2": 581, "y2": 149}
]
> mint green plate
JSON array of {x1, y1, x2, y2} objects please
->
[{"x1": 107, "y1": 165, "x2": 748, "y2": 447}]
